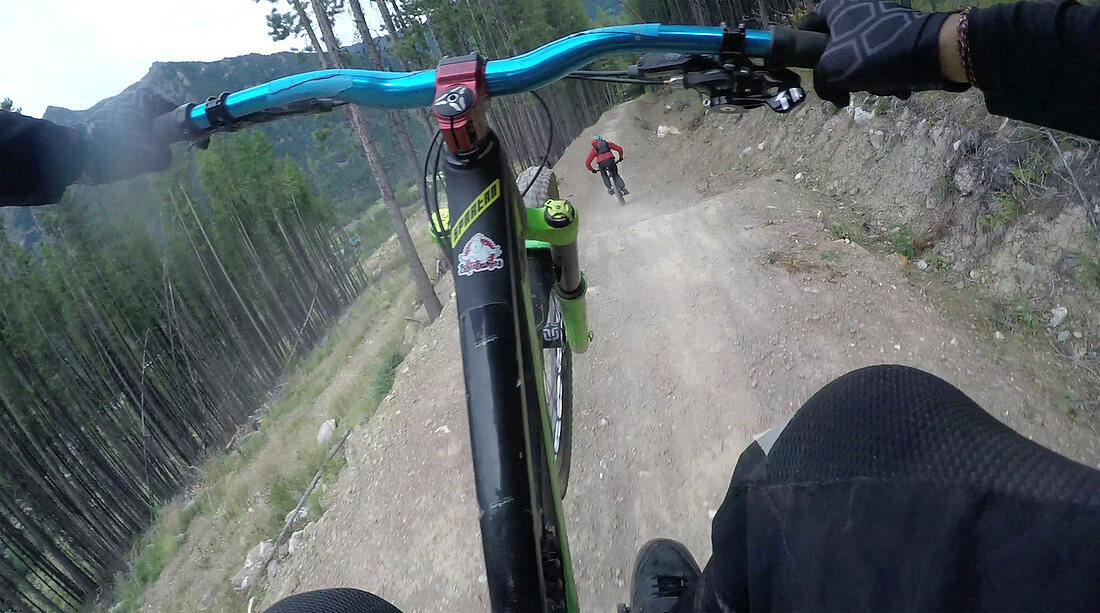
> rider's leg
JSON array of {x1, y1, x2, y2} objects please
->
[
  {"x1": 598, "y1": 161, "x2": 614, "y2": 193},
  {"x1": 609, "y1": 160, "x2": 627, "y2": 193},
  {"x1": 636, "y1": 365, "x2": 1100, "y2": 612}
]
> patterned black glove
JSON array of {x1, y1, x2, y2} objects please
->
[
  {"x1": 77, "y1": 85, "x2": 177, "y2": 184},
  {"x1": 799, "y1": 0, "x2": 968, "y2": 107}
]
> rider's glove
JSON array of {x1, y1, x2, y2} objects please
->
[
  {"x1": 589, "y1": 168, "x2": 597, "y2": 173},
  {"x1": 72, "y1": 85, "x2": 177, "y2": 184},
  {"x1": 798, "y1": 0, "x2": 969, "y2": 107}
]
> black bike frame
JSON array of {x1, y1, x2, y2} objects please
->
[{"x1": 434, "y1": 55, "x2": 567, "y2": 609}]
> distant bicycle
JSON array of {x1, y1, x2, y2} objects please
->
[{"x1": 585, "y1": 134, "x2": 628, "y2": 205}]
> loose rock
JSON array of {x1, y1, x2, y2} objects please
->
[
  {"x1": 288, "y1": 529, "x2": 306, "y2": 555},
  {"x1": 284, "y1": 507, "x2": 309, "y2": 526},
  {"x1": 317, "y1": 418, "x2": 337, "y2": 446},
  {"x1": 916, "y1": 259, "x2": 929, "y2": 271},
  {"x1": 232, "y1": 540, "x2": 273, "y2": 592},
  {"x1": 953, "y1": 163, "x2": 980, "y2": 195},
  {"x1": 1049, "y1": 306, "x2": 1067, "y2": 328},
  {"x1": 869, "y1": 130, "x2": 885, "y2": 151},
  {"x1": 656, "y1": 125, "x2": 681, "y2": 138}
]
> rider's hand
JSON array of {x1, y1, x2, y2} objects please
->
[
  {"x1": 798, "y1": 0, "x2": 969, "y2": 107},
  {"x1": 589, "y1": 168, "x2": 597, "y2": 173},
  {"x1": 617, "y1": 157, "x2": 624, "y2": 162},
  {"x1": 74, "y1": 85, "x2": 177, "y2": 184}
]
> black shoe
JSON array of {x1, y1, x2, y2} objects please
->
[
  {"x1": 628, "y1": 538, "x2": 701, "y2": 613},
  {"x1": 608, "y1": 188, "x2": 615, "y2": 195},
  {"x1": 621, "y1": 188, "x2": 630, "y2": 195}
]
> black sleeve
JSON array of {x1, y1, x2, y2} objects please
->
[
  {"x1": 0, "y1": 112, "x2": 87, "y2": 207},
  {"x1": 969, "y1": 1, "x2": 1100, "y2": 140}
]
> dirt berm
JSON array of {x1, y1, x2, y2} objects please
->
[{"x1": 261, "y1": 96, "x2": 1099, "y2": 610}]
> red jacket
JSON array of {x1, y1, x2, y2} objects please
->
[{"x1": 584, "y1": 139, "x2": 624, "y2": 171}]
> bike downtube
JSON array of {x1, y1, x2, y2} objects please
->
[{"x1": 437, "y1": 55, "x2": 575, "y2": 611}]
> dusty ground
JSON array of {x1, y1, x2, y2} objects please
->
[{"x1": 259, "y1": 99, "x2": 1099, "y2": 611}]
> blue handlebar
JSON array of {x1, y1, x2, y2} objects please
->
[{"x1": 186, "y1": 24, "x2": 771, "y2": 130}]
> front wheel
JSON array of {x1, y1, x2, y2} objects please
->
[
  {"x1": 543, "y1": 295, "x2": 573, "y2": 495},
  {"x1": 614, "y1": 183, "x2": 626, "y2": 206}
]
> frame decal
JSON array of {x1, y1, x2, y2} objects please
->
[
  {"x1": 450, "y1": 179, "x2": 501, "y2": 247},
  {"x1": 456, "y1": 233, "x2": 505, "y2": 276}
]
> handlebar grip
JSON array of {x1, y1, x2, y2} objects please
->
[
  {"x1": 153, "y1": 103, "x2": 202, "y2": 145},
  {"x1": 766, "y1": 26, "x2": 827, "y2": 69}
]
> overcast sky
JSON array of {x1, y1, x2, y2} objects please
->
[{"x1": 1, "y1": 0, "x2": 372, "y2": 118}]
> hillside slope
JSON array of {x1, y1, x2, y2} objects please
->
[{"x1": 259, "y1": 97, "x2": 1099, "y2": 610}]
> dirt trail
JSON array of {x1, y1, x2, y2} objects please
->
[{"x1": 261, "y1": 100, "x2": 1099, "y2": 611}]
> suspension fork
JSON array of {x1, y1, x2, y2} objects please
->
[{"x1": 526, "y1": 205, "x2": 591, "y2": 355}]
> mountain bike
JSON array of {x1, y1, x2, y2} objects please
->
[{"x1": 155, "y1": 22, "x2": 824, "y2": 612}]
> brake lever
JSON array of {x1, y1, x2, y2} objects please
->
[{"x1": 670, "y1": 23, "x2": 808, "y2": 115}]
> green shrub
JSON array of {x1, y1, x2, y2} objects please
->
[
  {"x1": 890, "y1": 225, "x2": 917, "y2": 259},
  {"x1": 372, "y1": 344, "x2": 407, "y2": 402},
  {"x1": 979, "y1": 190, "x2": 1020, "y2": 232},
  {"x1": 991, "y1": 297, "x2": 1041, "y2": 333}
]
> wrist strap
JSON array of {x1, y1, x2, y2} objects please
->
[{"x1": 956, "y1": 8, "x2": 978, "y2": 86}]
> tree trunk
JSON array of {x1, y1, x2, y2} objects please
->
[
  {"x1": 289, "y1": 0, "x2": 331, "y2": 67},
  {"x1": 308, "y1": 0, "x2": 442, "y2": 321},
  {"x1": 347, "y1": 0, "x2": 429, "y2": 208}
]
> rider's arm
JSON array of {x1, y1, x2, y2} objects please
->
[
  {"x1": 0, "y1": 85, "x2": 176, "y2": 207},
  {"x1": 963, "y1": 1, "x2": 1099, "y2": 139},
  {"x1": 0, "y1": 112, "x2": 87, "y2": 206},
  {"x1": 806, "y1": 0, "x2": 1100, "y2": 139},
  {"x1": 609, "y1": 142, "x2": 624, "y2": 160},
  {"x1": 584, "y1": 149, "x2": 596, "y2": 171}
]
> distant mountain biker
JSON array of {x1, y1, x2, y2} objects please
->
[{"x1": 584, "y1": 135, "x2": 628, "y2": 196}]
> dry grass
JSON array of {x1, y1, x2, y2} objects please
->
[{"x1": 104, "y1": 221, "x2": 441, "y2": 612}]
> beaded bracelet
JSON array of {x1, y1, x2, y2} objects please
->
[{"x1": 956, "y1": 8, "x2": 978, "y2": 86}]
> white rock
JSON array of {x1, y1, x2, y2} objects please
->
[
  {"x1": 954, "y1": 164, "x2": 980, "y2": 195},
  {"x1": 656, "y1": 125, "x2": 681, "y2": 138},
  {"x1": 232, "y1": 540, "x2": 273, "y2": 592},
  {"x1": 317, "y1": 418, "x2": 337, "y2": 446},
  {"x1": 288, "y1": 529, "x2": 306, "y2": 555},
  {"x1": 916, "y1": 259, "x2": 929, "y2": 271},
  {"x1": 794, "y1": 172, "x2": 804, "y2": 181},
  {"x1": 284, "y1": 507, "x2": 309, "y2": 526},
  {"x1": 869, "y1": 130, "x2": 885, "y2": 150},
  {"x1": 739, "y1": 147, "x2": 752, "y2": 158},
  {"x1": 1057, "y1": 330, "x2": 1072, "y2": 342},
  {"x1": 994, "y1": 331, "x2": 1006, "y2": 341},
  {"x1": 757, "y1": 141, "x2": 767, "y2": 151},
  {"x1": 1049, "y1": 306, "x2": 1067, "y2": 328},
  {"x1": 852, "y1": 107, "x2": 874, "y2": 124}
]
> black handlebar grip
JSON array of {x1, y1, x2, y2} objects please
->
[
  {"x1": 152, "y1": 103, "x2": 199, "y2": 145},
  {"x1": 766, "y1": 26, "x2": 828, "y2": 69}
]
